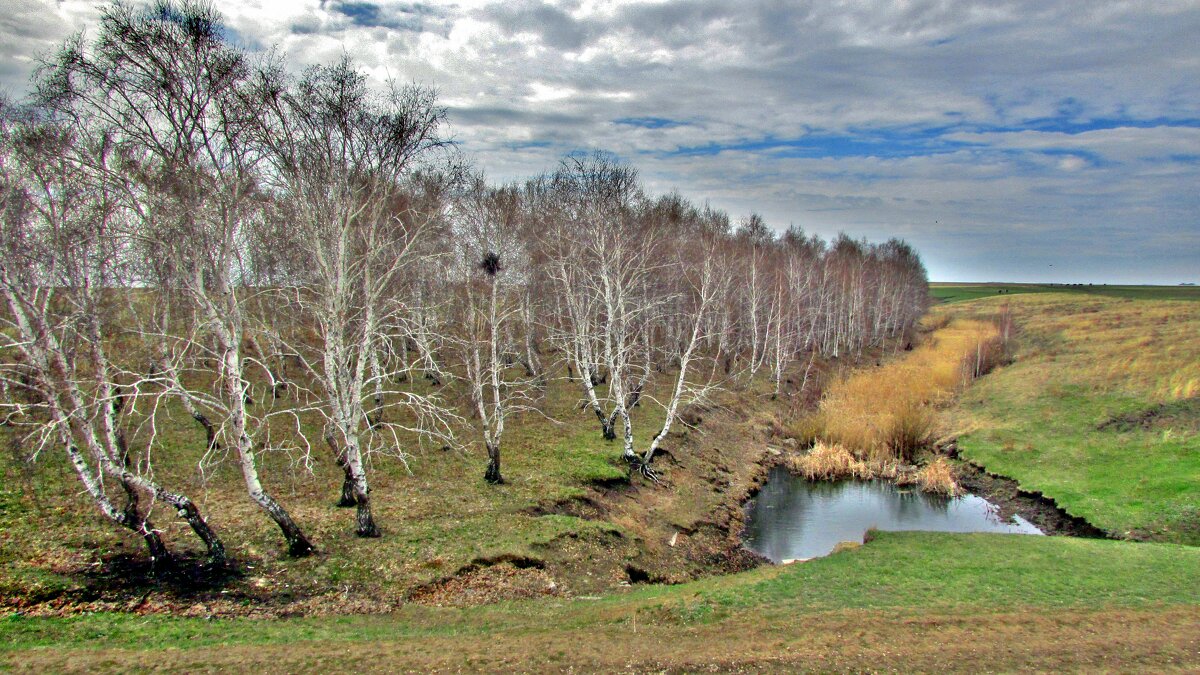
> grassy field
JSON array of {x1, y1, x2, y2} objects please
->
[
  {"x1": 930, "y1": 282, "x2": 1200, "y2": 304},
  {"x1": 2, "y1": 532, "x2": 1197, "y2": 671},
  {"x1": 0, "y1": 369, "x2": 716, "y2": 612},
  {"x1": 2, "y1": 290, "x2": 1199, "y2": 670},
  {"x1": 941, "y1": 293, "x2": 1200, "y2": 542}
]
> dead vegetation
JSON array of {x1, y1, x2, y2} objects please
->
[
  {"x1": 774, "y1": 315, "x2": 1005, "y2": 497},
  {"x1": 811, "y1": 317, "x2": 1009, "y2": 463},
  {"x1": 913, "y1": 457, "x2": 960, "y2": 497},
  {"x1": 784, "y1": 441, "x2": 961, "y2": 496}
]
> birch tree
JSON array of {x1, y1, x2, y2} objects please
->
[
  {"x1": 251, "y1": 57, "x2": 457, "y2": 535},
  {"x1": 616, "y1": 217, "x2": 729, "y2": 480},
  {"x1": 448, "y1": 179, "x2": 541, "y2": 484},
  {"x1": 37, "y1": 0, "x2": 315, "y2": 555},
  {"x1": 538, "y1": 154, "x2": 644, "y2": 441},
  {"x1": 0, "y1": 101, "x2": 226, "y2": 566}
]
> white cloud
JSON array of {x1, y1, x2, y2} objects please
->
[{"x1": 1, "y1": 0, "x2": 1197, "y2": 283}]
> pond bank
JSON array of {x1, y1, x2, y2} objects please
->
[{"x1": 945, "y1": 441, "x2": 1111, "y2": 539}]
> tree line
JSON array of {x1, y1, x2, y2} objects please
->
[{"x1": 0, "y1": 1, "x2": 927, "y2": 564}]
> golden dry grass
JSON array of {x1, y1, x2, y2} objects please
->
[
  {"x1": 786, "y1": 441, "x2": 870, "y2": 480},
  {"x1": 914, "y1": 456, "x2": 960, "y2": 497},
  {"x1": 813, "y1": 318, "x2": 1006, "y2": 462},
  {"x1": 785, "y1": 441, "x2": 906, "y2": 484},
  {"x1": 938, "y1": 294, "x2": 1200, "y2": 401}
]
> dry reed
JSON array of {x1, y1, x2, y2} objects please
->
[
  {"x1": 815, "y1": 319, "x2": 1006, "y2": 462},
  {"x1": 914, "y1": 457, "x2": 960, "y2": 496},
  {"x1": 786, "y1": 442, "x2": 870, "y2": 480},
  {"x1": 786, "y1": 441, "x2": 901, "y2": 481}
]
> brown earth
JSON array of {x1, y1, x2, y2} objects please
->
[
  {"x1": 1096, "y1": 397, "x2": 1200, "y2": 433},
  {"x1": 9, "y1": 605, "x2": 1198, "y2": 673}
]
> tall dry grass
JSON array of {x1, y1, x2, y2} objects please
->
[
  {"x1": 787, "y1": 442, "x2": 869, "y2": 480},
  {"x1": 786, "y1": 441, "x2": 900, "y2": 482},
  {"x1": 813, "y1": 318, "x2": 1008, "y2": 463},
  {"x1": 914, "y1": 456, "x2": 960, "y2": 496},
  {"x1": 939, "y1": 294, "x2": 1200, "y2": 401}
]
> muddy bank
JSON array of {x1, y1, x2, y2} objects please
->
[
  {"x1": 944, "y1": 442, "x2": 1109, "y2": 539},
  {"x1": 530, "y1": 398, "x2": 782, "y2": 588}
]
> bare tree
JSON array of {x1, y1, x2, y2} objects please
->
[
  {"x1": 37, "y1": 1, "x2": 315, "y2": 555},
  {"x1": 615, "y1": 218, "x2": 729, "y2": 480},
  {"x1": 538, "y1": 153, "x2": 645, "y2": 442},
  {"x1": 0, "y1": 100, "x2": 226, "y2": 565},
  {"x1": 448, "y1": 178, "x2": 542, "y2": 484},
  {"x1": 250, "y1": 57, "x2": 457, "y2": 535}
]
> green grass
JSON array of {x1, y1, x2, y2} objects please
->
[
  {"x1": 943, "y1": 293, "x2": 1200, "y2": 542},
  {"x1": 1, "y1": 531, "x2": 1196, "y2": 652},
  {"x1": 930, "y1": 282, "x2": 1200, "y2": 304},
  {"x1": 0, "y1": 372, "x2": 663, "y2": 604}
]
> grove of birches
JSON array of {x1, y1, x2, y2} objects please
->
[{"x1": 0, "y1": 2, "x2": 928, "y2": 566}]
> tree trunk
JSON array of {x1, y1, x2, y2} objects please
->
[
  {"x1": 172, "y1": 497, "x2": 228, "y2": 565},
  {"x1": 351, "y1": 476, "x2": 380, "y2": 538},
  {"x1": 193, "y1": 411, "x2": 220, "y2": 451},
  {"x1": 136, "y1": 516, "x2": 171, "y2": 568},
  {"x1": 338, "y1": 469, "x2": 357, "y2": 507},
  {"x1": 343, "y1": 435, "x2": 380, "y2": 538},
  {"x1": 326, "y1": 433, "x2": 358, "y2": 508},
  {"x1": 484, "y1": 441, "x2": 504, "y2": 484},
  {"x1": 253, "y1": 488, "x2": 316, "y2": 556},
  {"x1": 598, "y1": 408, "x2": 617, "y2": 441}
]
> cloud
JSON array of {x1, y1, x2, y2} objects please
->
[{"x1": 1, "y1": 0, "x2": 1196, "y2": 283}]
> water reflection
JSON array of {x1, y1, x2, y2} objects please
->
[{"x1": 743, "y1": 465, "x2": 1043, "y2": 563}]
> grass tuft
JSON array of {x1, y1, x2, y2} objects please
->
[
  {"x1": 786, "y1": 442, "x2": 869, "y2": 481},
  {"x1": 914, "y1": 457, "x2": 960, "y2": 497}
]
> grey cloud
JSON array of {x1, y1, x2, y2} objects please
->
[
  {"x1": 323, "y1": 1, "x2": 450, "y2": 35},
  {"x1": 478, "y1": 0, "x2": 589, "y2": 50},
  {"x1": 1, "y1": 0, "x2": 1196, "y2": 283}
]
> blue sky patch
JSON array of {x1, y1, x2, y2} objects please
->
[{"x1": 614, "y1": 117, "x2": 687, "y2": 129}]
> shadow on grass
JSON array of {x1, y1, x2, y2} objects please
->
[{"x1": 74, "y1": 552, "x2": 247, "y2": 601}]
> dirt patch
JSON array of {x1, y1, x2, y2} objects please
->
[
  {"x1": 523, "y1": 494, "x2": 609, "y2": 520},
  {"x1": 408, "y1": 561, "x2": 560, "y2": 607},
  {"x1": 0, "y1": 552, "x2": 300, "y2": 618},
  {"x1": 1097, "y1": 398, "x2": 1200, "y2": 433},
  {"x1": 944, "y1": 443, "x2": 1109, "y2": 538}
]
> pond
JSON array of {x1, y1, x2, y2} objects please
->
[{"x1": 743, "y1": 465, "x2": 1043, "y2": 563}]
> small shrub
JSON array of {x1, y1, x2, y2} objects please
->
[
  {"x1": 915, "y1": 457, "x2": 960, "y2": 497},
  {"x1": 784, "y1": 415, "x2": 823, "y2": 449},
  {"x1": 830, "y1": 540, "x2": 862, "y2": 555},
  {"x1": 887, "y1": 402, "x2": 934, "y2": 463}
]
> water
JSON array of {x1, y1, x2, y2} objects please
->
[{"x1": 743, "y1": 465, "x2": 1043, "y2": 563}]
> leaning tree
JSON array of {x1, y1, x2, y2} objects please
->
[
  {"x1": 36, "y1": 0, "x2": 315, "y2": 555},
  {"x1": 0, "y1": 100, "x2": 226, "y2": 565}
]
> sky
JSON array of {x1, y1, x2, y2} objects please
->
[{"x1": 1, "y1": 0, "x2": 1197, "y2": 283}]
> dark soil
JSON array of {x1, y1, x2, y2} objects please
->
[
  {"x1": 1096, "y1": 398, "x2": 1200, "y2": 433},
  {"x1": 0, "y1": 552, "x2": 258, "y2": 616}
]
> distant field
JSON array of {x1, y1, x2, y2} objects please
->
[{"x1": 930, "y1": 282, "x2": 1200, "y2": 304}]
